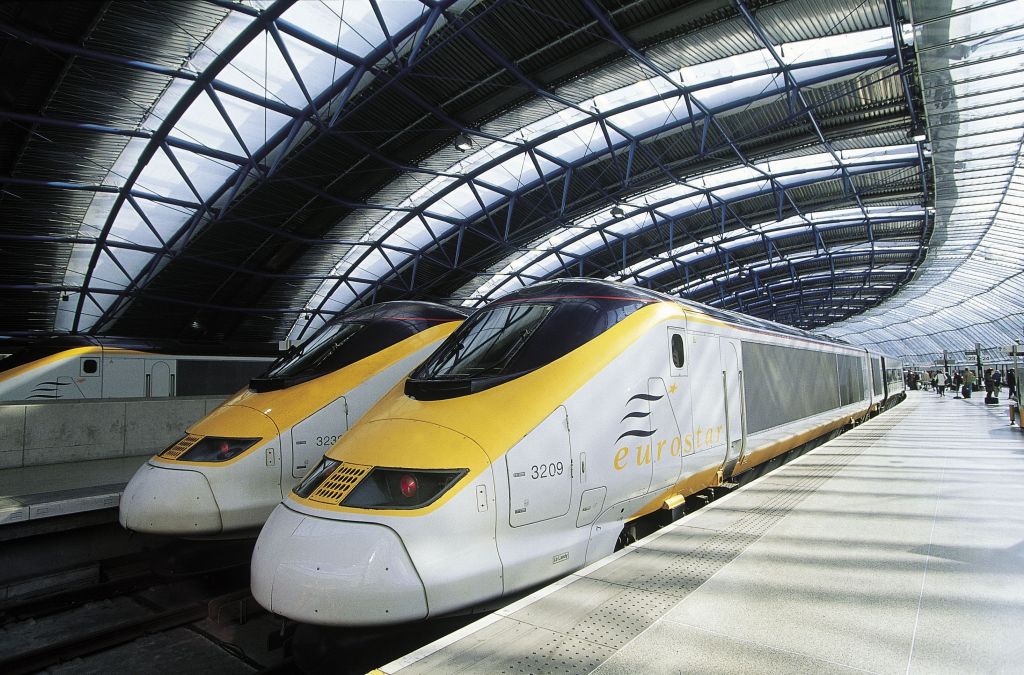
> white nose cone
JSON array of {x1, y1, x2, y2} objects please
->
[
  {"x1": 119, "y1": 464, "x2": 223, "y2": 534},
  {"x1": 251, "y1": 505, "x2": 428, "y2": 626}
]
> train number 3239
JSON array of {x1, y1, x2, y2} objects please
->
[
  {"x1": 315, "y1": 435, "x2": 340, "y2": 447},
  {"x1": 531, "y1": 462, "x2": 564, "y2": 479}
]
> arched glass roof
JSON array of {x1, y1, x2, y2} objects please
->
[{"x1": 5, "y1": 0, "x2": 1018, "y2": 362}]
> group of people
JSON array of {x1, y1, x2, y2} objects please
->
[
  {"x1": 906, "y1": 367, "x2": 1017, "y2": 401},
  {"x1": 907, "y1": 366, "x2": 1022, "y2": 426}
]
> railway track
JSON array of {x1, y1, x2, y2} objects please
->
[{"x1": 0, "y1": 532, "x2": 280, "y2": 674}]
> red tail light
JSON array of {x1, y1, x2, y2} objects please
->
[
  {"x1": 399, "y1": 474, "x2": 418, "y2": 498},
  {"x1": 166, "y1": 436, "x2": 260, "y2": 463},
  {"x1": 340, "y1": 468, "x2": 467, "y2": 509}
]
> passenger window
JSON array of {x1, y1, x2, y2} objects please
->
[
  {"x1": 81, "y1": 358, "x2": 99, "y2": 375},
  {"x1": 670, "y1": 333, "x2": 685, "y2": 368}
]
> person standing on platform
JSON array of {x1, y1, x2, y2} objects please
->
[
  {"x1": 953, "y1": 370, "x2": 963, "y2": 399},
  {"x1": 1009, "y1": 368, "x2": 1017, "y2": 399},
  {"x1": 993, "y1": 369, "x2": 1002, "y2": 396},
  {"x1": 936, "y1": 370, "x2": 947, "y2": 396},
  {"x1": 963, "y1": 368, "x2": 975, "y2": 398}
]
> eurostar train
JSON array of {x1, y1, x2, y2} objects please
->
[
  {"x1": 251, "y1": 279, "x2": 905, "y2": 625},
  {"x1": 0, "y1": 336, "x2": 276, "y2": 402},
  {"x1": 119, "y1": 301, "x2": 467, "y2": 536}
]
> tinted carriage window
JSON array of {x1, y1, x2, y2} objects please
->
[
  {"x1": 407, "y1": 295, "x2": 649, "y2": 399},
  {"x1": 671, "y1": 333, "x2": 685, "y2": 368}
]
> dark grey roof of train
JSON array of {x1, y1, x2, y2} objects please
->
[{"x1": 0, "y1": 0, "x2": 1016, "y2": 365}]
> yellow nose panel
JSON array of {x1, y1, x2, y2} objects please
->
[{"x1": 308, "y1": 463, "x2": 371, "y2": 505}]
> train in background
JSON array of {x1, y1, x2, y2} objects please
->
[
  {"x1": 119, "y1": 301, "x2": 468, "y2": 537},
  {"x1": 0, "y1": 335, "x2": 277, "y2": 402},
  {"x1": 251, "y1": 279, "x2": 905, "y2": 626}
]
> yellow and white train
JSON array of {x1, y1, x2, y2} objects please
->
[
  {"x1": 250, "y1": 279, "x2": 905, "y2": 625},
  {"x1": 118, "y1": 301, "x2": 467, "y2": 536},
  {"x1": 0, "y1": 336, "x2": 275, "y2": 401}
]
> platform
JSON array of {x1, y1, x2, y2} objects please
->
[
  {"x1": 382, "y1": 390, "x2": 1024, "y2": 674},
  {"x1": 0, "y1": 455, "x2": 149, "y2": 525}
]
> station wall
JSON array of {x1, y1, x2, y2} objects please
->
[{"x1": 0, "y1": 396, "x2": 225, "y2": 469}]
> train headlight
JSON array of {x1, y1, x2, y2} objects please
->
[
  {"x1": 173, "y1": 436, "x2": 261, "y2": 463},
  {"x1": 342, "y1": 468, "x2": 467, "y2": 510}
]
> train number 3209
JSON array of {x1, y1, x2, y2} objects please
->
[
  {"x1": 315, "y1": 435, "x2": 340, "y2": 447},
  {"x1": 531, "y1": 462, "x2": 564, "y2": 479}
]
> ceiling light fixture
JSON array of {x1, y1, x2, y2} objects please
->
[
  {"x1": 610, "y1": 205, "x2": 625, "y2": 218},
  {"x1": 908, "y1": 124, "x2": 927, "y2": 143},
  {"x1": 453, "y1": 133, "x2": 474, "y2": 151}
]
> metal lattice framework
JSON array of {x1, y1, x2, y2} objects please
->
[{"x1": 1, "y1": 0, "x2": 1015, "y2": 361}]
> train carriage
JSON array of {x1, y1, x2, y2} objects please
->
[{"x1": 0, "y1": 336, "x2": 276, "y2": 402}]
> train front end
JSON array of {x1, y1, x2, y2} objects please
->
[
  {"x1": 251, "y1": 281, "x2": 668, "y2": 625},
  {"x1": 119, "y1": 302, "x2": 466, "y2": 536}
]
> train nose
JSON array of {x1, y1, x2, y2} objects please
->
[
  {"x1": 119, "y1": 464, "x2": 223, "y2": 534},
  {"x1": 251, "y1": 505, "x2": 427, "y2": 626}
]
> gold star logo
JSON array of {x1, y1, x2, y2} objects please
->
[{"x1": 669, "y1": 383, "x2": 678, "y2": 394}]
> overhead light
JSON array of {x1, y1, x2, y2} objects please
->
[
  {"x1": 900, "y1": 22, "x2": 915, "y2": 47},
  {"x1": 453, "y1": 133, "x2": 474, "y2": 151},
  {"x1": 61, "y1": 291, "x2": 69, "y2": 301},
  {"x1": 947, "y1": 43, "x2": 971, "y2": 61},
  {"x1": 610, "y1": 205, "x2": 625, "y2": 218},
  {"x1": 304, "y1": 312, "x2": 312, "y2": 321},
  {"x1": 908, "y1": 124, "x2": 927, "y2": 143}
]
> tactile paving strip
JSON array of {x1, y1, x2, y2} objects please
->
[
  {"x1": 565, "y1": 588, "x2": 680, "y2": 649},
  {"x1": 495, "y1": 634, "x2": 611, "y2": 675}
]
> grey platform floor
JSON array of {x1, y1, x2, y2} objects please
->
[
  {"x1": 382, "y1": 391, "x2": 1024, "y2": 674},
  {"x1": 0, "y1": 455, "x2": 148, "y2": 524}
]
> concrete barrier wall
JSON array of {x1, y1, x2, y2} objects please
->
[{"x1": 0, "y1": 396, "x2": 226, "y2": 469}]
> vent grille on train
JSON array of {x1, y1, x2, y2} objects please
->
[
  {"x1": 160, "y1": 434, "x2": 202, "y2": 460},
  {"x1": 309, "y1": 463, "x2": 371, "y2": 505}
]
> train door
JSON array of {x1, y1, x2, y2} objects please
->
[
  {"x1": 102, "y1": 356, "x2": 145, "y2": 397},
  {"x1": 720, "y1": 338, "x2": 744, "y2": 478},
  {"x1": 498, "y1": 406, "x2": 576, "y2": 591},
  {"x1": 687, "y1": 333, "x2": 727, "y2": 467},
  {"x1": 290, "y1": 397, "x2": 349, "y2": 479},
  {"x1": 647, "y1": 324, "x2": 689, "y2": 492},
  {"x1": 145, "y1": 360, "x2": 174, "y2": 397}
]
